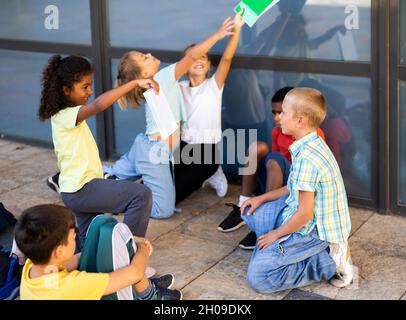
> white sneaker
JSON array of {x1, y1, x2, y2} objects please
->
[
  {"x1": 202, "y1": 166, "x2": 228, "y2": 198},
  {"x1": 146, "y1": 266, "x2": 157, "y2": 279},
  {"x1": 329, "y1": 242, "x2": 354, "y2": 288}
]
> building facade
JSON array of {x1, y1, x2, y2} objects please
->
[{"x1": 0, "y1": 0, "x2": 405, "y2": 215}]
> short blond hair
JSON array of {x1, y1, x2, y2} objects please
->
[{"x1": 285, "y1": 87, "x2": 327, "y2": 129}]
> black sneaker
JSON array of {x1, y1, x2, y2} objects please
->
[
  {"x1": 238, "y1": 231, "x2": 257, "y2": 250},
  {"x1": 150, "y1": 273, "x2": 175, "y2": 289},
  {"x1": 103, "y1": 172, "x2": 117, "y2": 180},
  {"x1": 151, "y1": 283, "x2": 183, "y2": 300},
  {"x1": 217, "y1": 203, "x2": 246, "y2": 233},
  {"x1": 46, "y1": 173, "x2": 60, "y2": 194}
]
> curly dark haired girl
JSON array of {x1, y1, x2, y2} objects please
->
[
  {"x1": 39, "y1": 55, "x2": 93, "y2": 121},
  {"x1": 38, "y1": 54, "x2": 155, "y2": 253}
]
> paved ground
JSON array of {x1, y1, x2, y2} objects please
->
[{"x1": 1, "y1": 139, "x2": 405, "y2": 300}]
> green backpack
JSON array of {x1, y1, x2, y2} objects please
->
[{"x1": 78, "y1": 215, "x2": 137, "y2": 300}]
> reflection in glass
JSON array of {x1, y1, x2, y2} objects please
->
[
  {"x1": 108, "y1": 0, "x2": 370, "y2": 61},
  {"x1": 400, "y1": 1, "x2": 406, "y2": 64},
  {"x1": 0, "y1": 0, "x2": 91, "y2": 44},
  {"x1": 399, "y1": 82, "x2": 406, "y2": 204},
  {"x1": 0, "y1": 50, "x2": 96, "y2": 143},
  {"x1": 221, "y1": 69, "x2": 371, "y2": 199},
  {"x1": 111, "y1": 58, "x2": 372, "y2": 199}
]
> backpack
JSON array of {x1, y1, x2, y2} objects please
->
[
  {"x1": 0, "y1": 247, "x2": 21, "y2": 300},
  {"x1": 78, "y1": 215, "x2": 137, "y2": 300},
  {"x1": 0, "y1": 203, "x2": 17, "y2": 233}
]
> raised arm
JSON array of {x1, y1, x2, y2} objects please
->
[
  {"x1": 76, "y1": 79, "x2": 154, "y2": 124},
  {"x1": 215, "y1": 13, "x2": 245, "y2": 89},
  {"x1": 175, "y1": 17, "x2": 236, "y2": 80}
]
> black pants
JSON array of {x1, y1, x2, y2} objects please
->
[{"x1": 174, "y1": 141, "x2": 220, "y2": 204}]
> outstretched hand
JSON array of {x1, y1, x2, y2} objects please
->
[
  {"x1": 215, "y1": 17, "x2": 236, "y2": 41},
  {"x1": 234, "y1": 9, "x2": 246, "y2": 28}
]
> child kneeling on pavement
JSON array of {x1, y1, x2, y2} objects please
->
[
  {"x1": 240, "y1": 87, "x2": 353, "y2": 293},
  {"x1": 15, "y1": 205, "x2": 182, "y2": 300}
]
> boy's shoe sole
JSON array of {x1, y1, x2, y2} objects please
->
[
  {"x1": 46, "y1": 176, "x2": 60, "y2": 194},
  {"x1": 238, "y1": 243, "x2": 255, "y2": 250},
  {"x1": 217, "y1": 221, "x2": 246, "y2": 233}
]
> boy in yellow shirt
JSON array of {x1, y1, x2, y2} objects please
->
[{"x1": 15, "y1": 205, "x2": 182, "y2": 300}]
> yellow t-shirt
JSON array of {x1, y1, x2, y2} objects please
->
[
  {"x1": 20, "y1": 259, "x2": 110, "y2": 300},
  {"x1": 51, "y1": 106, "x2": 103, "y2": 193}
]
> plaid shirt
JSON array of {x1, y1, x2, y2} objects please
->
[{"x1": 281, "y1": 132, "x2": 351, "y2": 244}]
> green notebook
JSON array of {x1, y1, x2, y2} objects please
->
[{"x1": 234, "y1": 0, "x2": 281, "y2": 27}]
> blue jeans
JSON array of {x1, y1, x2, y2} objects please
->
[
  {"x1": 104, "y1": 133, "x2": 175, "y2": 219},
  {"x1": 241, "y1": 196, "x2": 336, "y2": 293}
]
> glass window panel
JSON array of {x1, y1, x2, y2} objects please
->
[
  {"x1": 0, "y1": 0, "x2": 91, "y2": 44},
  {"x1": 0, "y1": 50, "x2": 96, "y2": 144},
  {"x1": 399, "y1": 81, "x2": 406, "y2": 204},
  {"x1": 221, "y1": 69, "x2": 372, "y2": 199},
  {"x1": 400, "y1": 0, "x2": 406, "y2": 64},
  {"x1": 111, "y1": 55, "x2": 372, "y2": 199},
  {"x1": 108, "y1": 0, "x2": 370, "y2": 61}
]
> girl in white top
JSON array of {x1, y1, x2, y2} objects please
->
[{"x1": 174, "y1": 13, "x2": 245, "y2": 203}]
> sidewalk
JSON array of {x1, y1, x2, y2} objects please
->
[{"x1": 0, "y1": 139, "x2": 405, "y2": 300}]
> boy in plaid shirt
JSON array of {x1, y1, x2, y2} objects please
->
[{"x1": 241, "y1": 88, "x2": 353, "y2": 293}]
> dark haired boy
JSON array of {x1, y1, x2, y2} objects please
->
[{"x1": 15, "y1": 205, "x2": 181, "y2": 300}]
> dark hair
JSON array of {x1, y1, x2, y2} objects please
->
[
  {"x1": 38, "y1": 55, "x2": 93, "y2": 121},
  {"x1": 182, "y1": 44, "x2": 211, "y2": 79},
  {"x1": 272, "y1": 86, "x2": 295, "y2": 103},
  {"x1": 14, "y1": 205, "x2": 76, "y2": 265}
]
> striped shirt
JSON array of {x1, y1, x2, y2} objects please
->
[{"x1": 281, "y1": 132, "x2": 351, "y2": 244}]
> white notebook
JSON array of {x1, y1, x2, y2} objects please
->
[{"x1": 143, "y1": 88, "x2": 178, "y2": 140}]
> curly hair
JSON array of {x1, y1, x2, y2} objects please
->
[{"x1": 38, "y1": 55, "x2": 92, "y2": 121}]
